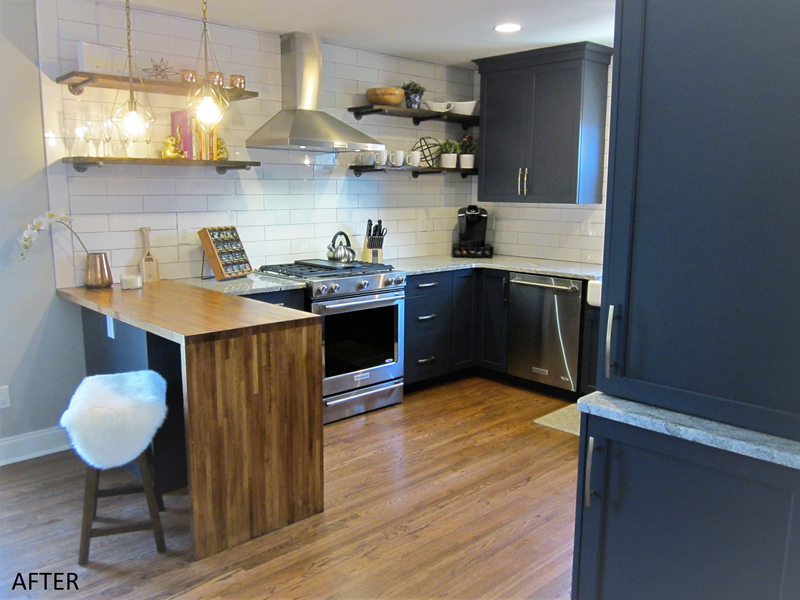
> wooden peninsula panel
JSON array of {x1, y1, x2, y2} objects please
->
[{"x1": 57, "y1": 281, "x2": 324, "y2": 559}]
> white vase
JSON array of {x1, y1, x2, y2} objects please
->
[
  {"x1": 459, "y1": 154, "x2": 475, "y2": 169},
  {"x1": 440, "y1": 153, "x2": 457, "y2": 169}
]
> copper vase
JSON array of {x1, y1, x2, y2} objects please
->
[{"x1": 84, "y1": 252, "x2": 113, "y2": 289}]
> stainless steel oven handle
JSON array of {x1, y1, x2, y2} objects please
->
[
  {"x1": 418, "y1": 314, "x2": 437, "y2": 321},
  {"x1": 314, "y1": 294, "x2": 404, "y2": 315},
  {"x1": 510, "y1": 279, "x2": 578, "y2": 292},
  {"x1": 324, "y1": 381, "x2": 404, "y2": 406}
]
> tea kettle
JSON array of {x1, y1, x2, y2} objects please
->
[{"x1": 327, "y1": 231, "x2": 356, "y2": 263}]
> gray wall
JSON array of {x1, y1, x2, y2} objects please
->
[{"x1": 0, "y1": 0, "x2": 85, "y2": 443}]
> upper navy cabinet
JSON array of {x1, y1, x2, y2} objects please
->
[
  {"x1": 474, "y1": 42, "x2": 611, "y2": 204},
  {"x1": 600, "y1": 0, "x2": 800, "y2": 440}
]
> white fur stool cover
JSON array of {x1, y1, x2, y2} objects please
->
[{"x1": 60, "y1": 370, "x2": 167, "y2": 469}]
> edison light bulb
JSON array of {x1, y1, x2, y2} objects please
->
[
  {"x1": 195, "y1": 95, "x2": 222, "y2": 127},
  {"x1": 122, "y1": 110, "x2": 147, "y2": 140}
]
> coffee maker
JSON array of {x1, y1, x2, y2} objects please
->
[{"x1": 452, "y1": 205, "x2": 494, "y2": 258}]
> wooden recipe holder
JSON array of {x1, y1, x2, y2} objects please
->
[{"x1": 198, "y1": 226, "x2": 253, "y2": 280}]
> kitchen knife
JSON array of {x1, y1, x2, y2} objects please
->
[
  {"x1": 375, "y1": 219, "x2": 382, "y2": 237},
  {"x1": 366, "y1": 219, "x2": 372, "y2": 239},
  {"x1": 139, "y1": 227, "x2": 160, "y2": 282}
]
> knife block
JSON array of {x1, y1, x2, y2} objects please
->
[{"x1": 362, "y1": 246, "x2": 383, "y2": 263}]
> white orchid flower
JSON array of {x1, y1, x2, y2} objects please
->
[{"x1": 17, "y1": 211, "x2": 88, "y2": 261}]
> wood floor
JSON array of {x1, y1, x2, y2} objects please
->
[{"x1": 0, "y1": 377, "x2": 580, "y2": 599}]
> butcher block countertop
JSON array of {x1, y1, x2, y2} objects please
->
[
  {"x1": 58, "y1": 279, "x2": 324, "y2": 560},
  {"x1": 57, "y1": 279, "x2": 316, "y2": 343}
]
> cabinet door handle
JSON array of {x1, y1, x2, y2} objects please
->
[
  {"x1": 418, "y1": 314, "x2": 437, "y2": 321},
  {"x1": 417, "y1": 356, "x2": 437, "y2": 364},
  {"x1": 503, "y1": 277, "x2": 508, "y2": 303},
  {"x1": 584, "y1": 436, "x2": 596, "y2": 508},
  {"x1": 517, "y1": 168, "x2": 522, "y2": 195},
  {"x1": 605, "y1": 304, "x2": 616, "y2": 379},
  {"x1": 417, "y1": 282, "x2": 439, "y2": 288},
  {"x1": 523, "y1": 167, "x2": 529, "y2": 195}
]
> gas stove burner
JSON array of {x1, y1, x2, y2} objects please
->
[{"x1": 259, "y1": 260, "x2": 394, "y2": 279}]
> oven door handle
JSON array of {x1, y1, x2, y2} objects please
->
[
  {"x1": 314, "y1": 294, "x2": 404, "y2": 315},
  {"x1": 325, "y1": 381, "x2": 404, "y2": 406}
]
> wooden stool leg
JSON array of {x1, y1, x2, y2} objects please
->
[
  {"x1": 144, "y1": 446, "x2": 165, "y2": 512},
  {"x1": 79, "y1": 466, "x2": 100, "y2": 565},
  {"x1": 137, "y1": 452, "x2": 166, "y2": 553}
]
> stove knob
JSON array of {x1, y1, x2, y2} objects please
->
[
  {"x1": 385, "y1": 277, "x2": 395, "y2": 286},
  {"x1": 316, "y1": 284, "x2": 328, "y2": 295},
  {"x1": 329, "y1": 283, "x2": 340, "y2": 293},
  {"x1": 394, "y1": 275, "x2": 405, "y2": 285},
  {"x1": 358, "y1": 279, "x2": 370, "y2": 289}
]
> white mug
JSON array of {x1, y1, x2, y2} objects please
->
[
  {"x1": 405, "y1": 150, "x2": 422, "y2": 167},
  {"x1": 389, "y1": 150, "x2": 405, "y2": 167},
  {"x1": 373, "y1": 150, "x2": 388, "y2": 166},
  {"x1": 356, "y1": 152, "x2": 374, "y2": 165}
]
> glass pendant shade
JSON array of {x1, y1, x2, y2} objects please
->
[
  {"x1": 111, "y1": 0, "x2": 155, "y2": 143},
  {"x1": 188, "y1": 0, "x2": 229, "y2": 132}
]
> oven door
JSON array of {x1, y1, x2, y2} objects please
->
[{"x1": 312, "y1": 291, "x2": 404, "y2": 397}]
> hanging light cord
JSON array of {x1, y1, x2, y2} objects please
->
[
  {"x1": 202, "y1": 0, "x2": 209, "y2": 78},
  {"x1": 125, "y1": 0, "x2": 135, "y2": 108}
]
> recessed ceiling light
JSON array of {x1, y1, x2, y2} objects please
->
[{"x1": 495, "y1": 23, "x2": 522, "y2": 33}]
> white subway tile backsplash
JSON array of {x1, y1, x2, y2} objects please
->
[{"x1": 71, "y1": 195, "x2": 144, "y2": 214}]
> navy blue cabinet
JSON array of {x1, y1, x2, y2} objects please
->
[
  {"x1": 474, "y1": 43, "x2": 611, "y2": 204},
  {"x1": 477, "y1": 270, "x2": 508, "y2": 371},
  {"x1": 451, "y1": 269, "x2": 478, "y2": 371},
  {"x1": 599, "y1": 0, "x2": 800, "y2": 441},
  {"x1": 574, "y1": 416, "x2": 800, "y2": 600},
  {"x1": 246, "y1": 289, "x2": 305, "y2": 311}
]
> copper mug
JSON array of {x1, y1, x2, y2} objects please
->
[
  {"x1": 180, "y1": 69, "x2": 197, "y2": 83},
  {"x1": 229, "y1": 74, "x2": 246, "y2": 90},
  {"x1": 208, "y1": 71, "x2": 224, "y2": 86}
]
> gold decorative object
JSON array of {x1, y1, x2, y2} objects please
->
[
  {"x1": 216, "y1": 137, "x2": 228, "y2": 161},
  {"x1": 143, "y1": 58, "x2": 176, "y2": 80},
  {"x1": 162, "y1": 124, "x2": 186, "y2": 159},
  {"x1": 110, "y1": 0, "x2": 155, "y2": 142},
  {"x1": 180, "y1": 69, "x2": 197, "y2": 83},
  {"x1": 229, "y1": 74, "x2": 245, "y2": 90},
  {"x1": 84, "y1": 252, "x2": 113, "y2": 288},
  {"x1": 188, "y1": 0, "x2": 229, "y2": 132}
]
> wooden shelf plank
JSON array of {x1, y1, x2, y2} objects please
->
[
  {"x1": 56, "y1": 70, "x2": 258, "y2": 102},
  {"x1": 349, "y1": 165, "x2": 478, "y2": 179},
  {"x1": 348, "y1": 104, "x2": 479, "y2": 129},
  {"x1": 62, "y1": 156, "x2": 260, "y2": 175}
]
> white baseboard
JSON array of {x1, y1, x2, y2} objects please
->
[{"x1": 0, "y1": 426, "x2": 71, "y2": 466}]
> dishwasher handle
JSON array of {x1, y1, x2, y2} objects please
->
[{"x1": 510, "y1": 279, "x2": 579, "y2": 292}]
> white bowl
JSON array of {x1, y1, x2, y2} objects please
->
[
  {"x1": 450, "y1": 100, "x2": 479, "y2": 115},
  {"x1": 424, "y1": 100, "x2": 453, "y2": 112}
]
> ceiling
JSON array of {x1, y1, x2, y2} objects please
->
[{"x1": 132, "y1": 0, "x2": 616, "y2": 69}]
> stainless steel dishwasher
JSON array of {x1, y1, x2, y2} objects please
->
[{"x1": 507, "y1": 273, "x2": 584, "y2": 391}]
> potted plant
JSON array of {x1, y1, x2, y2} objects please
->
[
  {"x1": 438, "y1": 139, "x2": 460, "y2": 168},
  {"x1": 458, "y1": 134, "x2": 476, "y2": 169},
  {"x1": 402, "y1": 81, "x2": 426, "y2": 109}
]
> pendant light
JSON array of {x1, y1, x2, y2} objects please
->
[
  {"x1": 188, "y1": 0, "x2": 229, "y2": 132},
  {"x1": 110, "y1": 0, "x2": 155, "y2": 142}
]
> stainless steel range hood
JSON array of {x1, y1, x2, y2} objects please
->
[{"x1": 246, "y1": 32, "x2": 385, "y2": 153}]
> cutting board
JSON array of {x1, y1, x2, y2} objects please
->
[{"x1": 139, "y1": 227, "x2": 160, "y2": 282}]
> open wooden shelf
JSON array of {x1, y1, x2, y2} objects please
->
[
  {"x1": 62, "y1": 156, "x2": 260, "y2": 175},
  {"x1": 349, "y1": 165, "x2": 478, "y2": 179},
  {"x1": 56, "y1": 71, "x2": 259, "y2": 101},
  {"x1": 348, "y1": 104, "x2": 479, "y2": 130}
]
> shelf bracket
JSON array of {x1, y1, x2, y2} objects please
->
[
  {"x1": 67, "y1": 76, "x2": 97, "y2": 96},
  {"x1": 412, "y1": 115, "x2": 443, "y2": 126},
  {"x1": 351, "y1": 108, "x2": 383, "y2": 121},
  {"x1": 71, "y1": 160, "x2": 104, "y2": 173},
  {"x1": 216, "y1": 164, "x2": 252, "y2": 175}
]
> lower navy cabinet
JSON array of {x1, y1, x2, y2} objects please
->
[
  {"x1": 246, "y1": 289, "x2": 305, "y2": 311},
  {"x1": 573, "y1": 415, "x2": 800, "y2": 600},
  {"x1": 451, "y1": 269, "x2": 478, "y2": 371},
  {"x1": 477, "y1": 270, "x2": 508, "y2": 371}
]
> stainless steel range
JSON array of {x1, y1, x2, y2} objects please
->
[{"x1": 259, "y1": 259, "x2": 406, "y2": 424}]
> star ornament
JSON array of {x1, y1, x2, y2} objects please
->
[{"x1": 143, "y1": 58, "x2": 177, "y2": 80}]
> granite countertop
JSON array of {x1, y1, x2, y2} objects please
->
[
  {"x1": 181, "y1": 255, "x2": 602, "y2": 297},
  {"x1": 390, "y1": 255, "x2": 602, "y2": 280},
  {"x1": 182, "y1": 273, "x2": 307, "y2": 296},
  {"x1": 579, "y1": 391, "x2": 800, "y2": 471}
]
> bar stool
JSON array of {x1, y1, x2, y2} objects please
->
[{"x1": 60, "y1": 370, "x2": 168, "y2": 565}]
